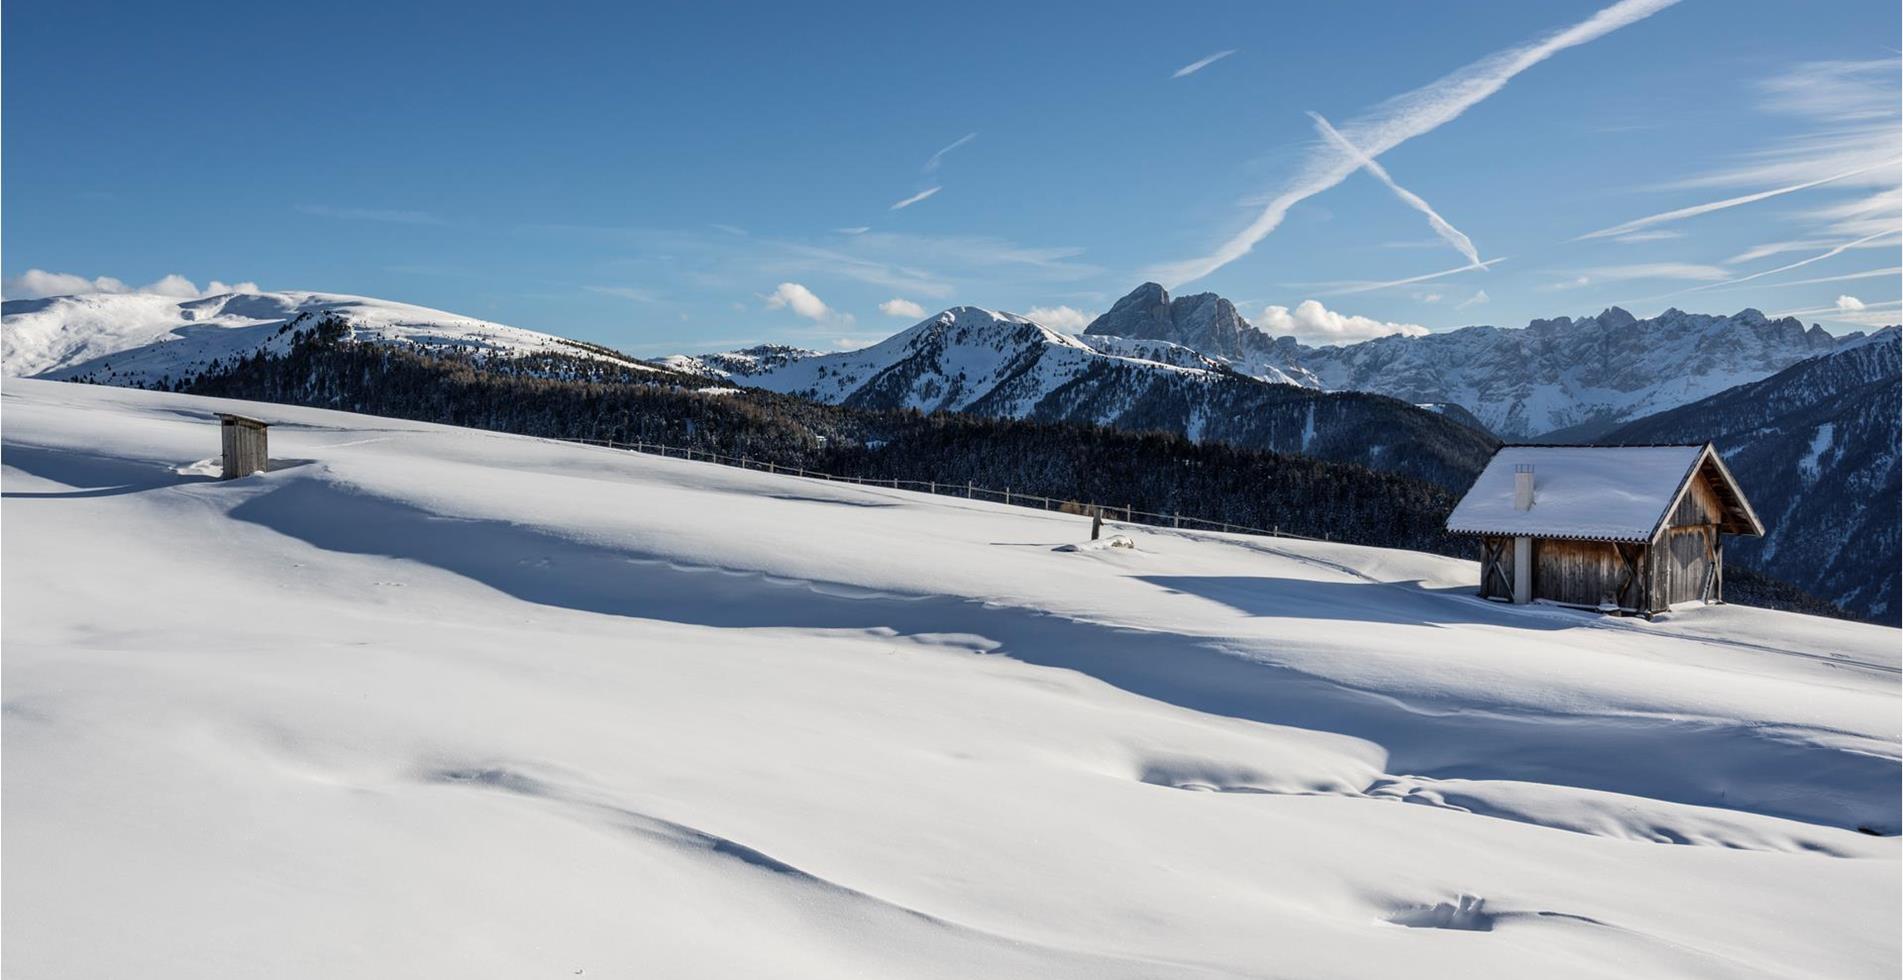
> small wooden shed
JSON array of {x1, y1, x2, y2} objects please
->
[
  {"x1": 1445, "y1": 444, "x2": 1763, "y2": 617},
  {"x1": 217, "y1": 413, "x2": 271, "y2": 479}
]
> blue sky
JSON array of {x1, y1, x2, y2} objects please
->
[{"x1": 4, "y1": 0, "x2": 1898, "y2": 353}]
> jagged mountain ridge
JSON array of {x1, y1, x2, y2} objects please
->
[
  {"x1": 1083, "y1": 283, "x2": 1859, "y2": 440},
  {"x1": 663, "y1": 306, "x2": 1497, "y2": 489},
  {"x1": 1, "y1": 289, "x2": 657, "y2": 387},
  {"x1": 1603, "y1": 328, "x2": 1901, "y2": 623}
]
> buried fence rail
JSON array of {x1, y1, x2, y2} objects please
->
[{"x1": 559, "y1": 436, "x2": 1329, "y2": 544}]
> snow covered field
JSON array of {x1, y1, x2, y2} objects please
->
[{"x1": 4, "y1": 379, "x2": 1897, "y2": 978}]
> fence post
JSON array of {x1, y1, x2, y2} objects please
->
[
  {"x1": 966, "y1": 481, "x2": 973, "y2": 499},
  {"x1": 1174, "y1": 514, "x2": 1180, "y2": 529},
  {"x1": 767, "y1": 461, "x2": 775, "y2": 474},
  {"x1": 1005, "y1": 487, "x2": 1011, "y2": 507},
  {"x1": 1125, "y1": 504, "x2": 1132, "y2": 522}
]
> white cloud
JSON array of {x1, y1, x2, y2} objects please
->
[
  {"x1": 889, "y1": 186, "x2": 942, "y2": 210},
  {"x1": 1171, "y1": 49, "x2": 1236, "y2": 78},
  {"x1": 1455, "y1": 289, "x2": 1490, "y2": 309},
  {"x1": 142, "y1": 274, "x2": 204, "y2": 298},
  {"x1": 879, "y1": 298, "x2": 926, "y2": 318},
  {"x1": 1259, "y1": 300, "x2": 1430, "y2": 344},
  {"x1": 3, "y1": 270, "x2": 128, "y2": 299},
  {"x1": 1148, "y1": 0, "x2": 1677, "y2": 286},
  {"x1": 2, "y1": 269, "x2": 257, "y2": 301},
  {"x1": 1309, "y1": 111, "x2": 1483, "y2": 267},
  {"x1": 836, "y1": 226, "x2": 871, "y2": 235},
  {"x1": 1836, "y1": 294, "x2": 1866, "y2": 311},
  {"x1": 1419, "y1": 292, "x2": 1443, "y2": 303},
  {"x1": 765, "y1": 282, "x2": 836, "y2": 321},
  {"x1": 1025, "y1": 305, "x2": 1094, "y2": 333}
]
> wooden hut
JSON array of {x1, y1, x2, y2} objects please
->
[
  {"x1": 1445, "y1": 444, "x2": 1763, "y2": 618},
  {"x1": 217, "y1": 413, "x2": 271, "y2": 479}
]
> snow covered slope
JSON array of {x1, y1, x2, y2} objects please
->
[
  {"x1": 663, "y1": 306, "x2": 1498, "y2": 489},
  {"x1": 2, "y1": 289, "x2": 653, "y2": 386},
  {"x1": 5, "y1": 380, "x2": 1898, "y2": 978}
]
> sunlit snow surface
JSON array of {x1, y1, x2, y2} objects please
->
[{"x1": 4, "y1": 380, "x2": 1897, "y2": 978}]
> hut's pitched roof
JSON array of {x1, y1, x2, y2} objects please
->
[{"x1": 1445, "y1": 444, "x2": 1763, "y2": 543}]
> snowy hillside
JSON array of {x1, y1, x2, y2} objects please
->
[
  {"x1": 1084, "y1": 283, "x2": 1861, "y2": 439},
  {"x1": 5, "y1": 379, "x2": 1898, "y2": 978},
  {"x1": 1, "y1": 289, "x2": 654, "y2": 386},
  {"x1": 664, "y1": 306, "x2": 1498, "y2": 489}
]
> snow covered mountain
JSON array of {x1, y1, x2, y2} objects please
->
[
  {"x1": 1, "y1": 289, "x2": 655, "y2": 386},
  {"x1": 1083, "y1": 283, "x2": 1860, "y2": 440},
  {"x1": 663, "y1": 306, "x2": 1498, "y2": 489},
  {"x1": 6, "y1": 379, "x2": 1898, "y2": 978},
  {"x1": 1605, "y1": 328, "x2": 1901, "y2": 623}
]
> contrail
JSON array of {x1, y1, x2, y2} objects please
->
[
  {"x1": 889, "y1": 187, "x2": 942, "y2": 210},
  {"x1": 924, "y1": 133, "x2": 977, "y2": 173},
  {"x1": 1576, "y1": 158, "x2": 1898, "y2": 240},
  {"x1": 1678, "y1": 229, "x2": 1899, "y2": 293},
  {"x1": 1146, "y1": 0, "x2": 1680, "y2": 288},
  {"x1": 1319, "y1": 257, "x2": 1508, "y2": 296},
  {"x1": 1172, "y1": 50, "x2": 1236, "y2": 78},
  {"x1": 1310, "y1": 111, "x2": 1482, "y2": 267}
]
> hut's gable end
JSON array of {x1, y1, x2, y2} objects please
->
[{"x1": 1670, "y1": 471, "x2": 1728, "y2": 529}]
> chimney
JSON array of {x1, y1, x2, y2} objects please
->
[{"x1": 1513, "y1": 463, "x2": 1535, "y2": 511}]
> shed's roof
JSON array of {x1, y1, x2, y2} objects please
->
[
  {"x1": 216, "y1": 413, "x2": 271, "y2": 428},
  {"x1": 1446, "y1": 444, "x2": 1761, "y2": 542}
]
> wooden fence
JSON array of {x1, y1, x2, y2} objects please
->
[{"x1": 561, "y1": 436, "x2": 1328, "y2": 543}]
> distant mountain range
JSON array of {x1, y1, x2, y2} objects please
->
[
  {"x1": 1605, "y1": 328, "x2": 1900, "y2": 623},
  {"x1": 7, "y1": 283, "x2": 1894, "y2": 620},
  {"x1": 1082, "y1": 282, "x2": 1860, "y2": 440},
  {"x1": 660, "y1": 305, "x2": 1497, "y2": 489}
]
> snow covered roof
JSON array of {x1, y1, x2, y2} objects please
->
[{"x1": 1446, "y1": 445, "x2": 1763, "y2": 542}]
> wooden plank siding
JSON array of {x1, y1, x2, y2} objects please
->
[{"x1": 220, "y1": 419, "x2": 269, "y2": 479}]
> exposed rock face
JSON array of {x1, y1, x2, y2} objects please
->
[{"x1": 1080, "y1": 283, "x2": 1859, "y2": 440}]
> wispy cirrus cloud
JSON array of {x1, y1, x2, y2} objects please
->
[
  {"x1": 1677, "y1": 229, "x2": 1899, "y2": 294},
  {"x1": 586, "y1": 285, "x2": 661, "y2": 303},
  {"x1": 1147, "y1": 0, "x2": 1678, "y2": 287},
  {"x1": 1309, "y1": 111, "x2": 1482, "y2": 267},
  {"x1": 1574, "y1": 160, "x2": 1889, "y2": 240},
  {"x1": 1172, "y1": 49, "x2": 1236, "y2": 78},
  {"x1": 295, "y1": 204, "x2": 446, "y2": 225},
  {"x1": 1581, "y1": 59, "x2": 1901, "y2": 245}
]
